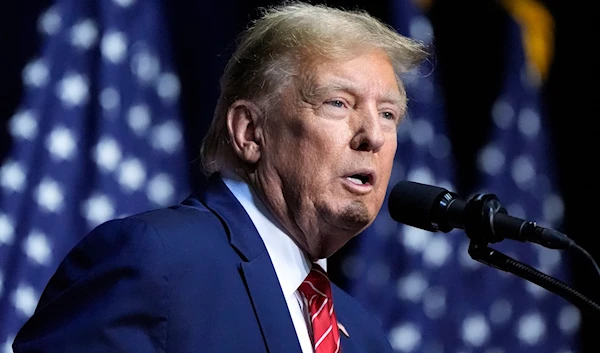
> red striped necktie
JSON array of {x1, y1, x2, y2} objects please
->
[{"x1": 298, "y1": 263, "x2": 341, "y2": 353}]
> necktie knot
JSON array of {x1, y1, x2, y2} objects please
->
[
  {"x1": 298, "y1": 264, "x2": 332, "y2": 302},
  {"x1": 298, "y1": 264, "x2": 341, "y2": 353}
]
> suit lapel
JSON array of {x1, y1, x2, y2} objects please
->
[
  {"x1": 240, "y1": 253, "x2": 303, "y2": 353},
  {"x1": 331, "y1": 286, "x2": 358, "y2": 353},
  {"x1": 193, "y1": 174, "x2": 303, "y2": 353},
  {"x1": 337, "y1": 319, "x2": 357, "y2": 353}
]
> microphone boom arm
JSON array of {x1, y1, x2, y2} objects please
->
[
  {"x1": 468, "y1": 241, "x2": 600, "y2": 317},
  {"x1": 461, "y1": 192, "x2": 600, "y2": 316}
]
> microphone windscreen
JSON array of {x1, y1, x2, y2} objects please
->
[{"x1": 388, "y1": 181, "x2": 449, "y2": 232}]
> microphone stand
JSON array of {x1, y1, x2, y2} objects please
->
[
  {"x1": 468, "y1": 241, "x2": 600, "y2": 316},
  {"x1": 462, "y1": 192, "x2": 600, "y2": 317}
]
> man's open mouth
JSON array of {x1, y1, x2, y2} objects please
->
[{"x1": 346, "y1": 173, "x2": 371, "y2": 185}]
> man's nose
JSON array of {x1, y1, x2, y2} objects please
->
[{"x1": 349, "y1": 108, "x2": 386, "y2": 152}]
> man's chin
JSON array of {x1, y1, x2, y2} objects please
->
[
  {"x1": 308, "y1": 200, "x2": 375, "y2": 258},
  {"x1": 340, "y1": 200, "x2": 373, "y2": 228},
  {"x1": 320, "y1": 200, "x2": 373, "y2": 234}
]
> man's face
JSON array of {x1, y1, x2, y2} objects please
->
[{"x1": 254, "y1": 48, "x2": 404, "y2": 259}]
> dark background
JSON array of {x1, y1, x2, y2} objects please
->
[{"x1": 1, "y1": 0, "x2": 597, "y2": 349}]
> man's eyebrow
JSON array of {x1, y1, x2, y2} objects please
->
[
  {"x1": 303, "y1": 79, "x2": 358, "y2": 100},
  {"x1": 305, "y1": 79, "x2": 405, "y2": 107},
  {"x1": 380, "y1": 93, "x2": 405, "y2": 108}
]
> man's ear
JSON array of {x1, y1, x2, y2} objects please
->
[{"x1": 226, "y1": 100, "x2": 263, "y2": 164}]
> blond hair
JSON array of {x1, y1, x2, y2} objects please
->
[{"x1": 199, "y1": 1, "x2": 429, "y2": 175}]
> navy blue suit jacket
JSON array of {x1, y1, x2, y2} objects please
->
[{"x1": 13, "y1": 174, "x2": 394, "y2": 353}]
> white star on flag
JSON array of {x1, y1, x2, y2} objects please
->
[
  {"x1": 127, "y1": 104, "x2": 151, "y2": 135},
  {"x1": 23, "y1": 231, "x2": 52, "y2": 266},
  {"x1": 101, "y1": 31, "x2": 128, "y2": 63},
  {"x1": 46, "y1": 127, "x2": 77, "y2": 160},
  {"x1": 70, "y1": 19, "x2": 98, "y2": 49},
  {"x1": 0, "y1": 162, "x2": 26, "y2": 192},
  {"x1": 0, "y1": 215, "x2": 15, "y2": 246},
  {"x1": 9, "y1": 111, "x2": 38, "y2": 141},
  {"x1": 35, "y1": 178, "x2": 64, "y2": 213},
  {"x1": 93, "y1": 137, "x2": 122, "y2": 172},
  {"x1": 22, "y1": 59, "x2": 49, "y2": 88},
  {"x1": 11, "y1": 285, "x2": 38, "y2": 318},
  {"x1": 56, "y1": 73, "x2": 89, "y2": 107},
  {"x1": 82, "y1": 194, "x2": 115, "y2": 227},
  {"x1": 118, "y1": 158, "x2": 147, "y2": 192}
]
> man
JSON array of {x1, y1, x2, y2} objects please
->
[{"x1": 13, "y1": 2, "x2": 428, "y2": 352}]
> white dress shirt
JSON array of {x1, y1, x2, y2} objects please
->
[{"x1": 222, "y1": 171, "x2": 326, "y2": 353}]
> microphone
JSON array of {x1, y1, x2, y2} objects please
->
[{"x1": 388, "y1": 180, "x2": 574, "y2": 250}]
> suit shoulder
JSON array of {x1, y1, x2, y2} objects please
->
[
  {"x1": 78, "y1": 202, "x2": 223, "y2": 249},
  {"x1": 128, "y1": 203, "x2": 224, "y2": 238},
  {"x1": 112, "y1": 203, "x2": 233, "y2": 259},
  {"x1": 66, "y1": 202, "x2": 235, "y2": 280}
]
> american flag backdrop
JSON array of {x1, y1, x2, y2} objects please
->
[
  {"x1": 0, "y1": 0, "x2": 190, "y2": 350},
  {"x1": 342, "y1": 0, "x2": 581, "y2": 352},
  {"x1": 467, "y1": 5, "x2": 580, "y2": 351}
]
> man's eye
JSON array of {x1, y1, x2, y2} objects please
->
[
  {"x1": 382, "y1": 111, "x2": 395, "y2": 120},
  {"x1": 327, "y1": 100, "x2": 345, "y2": 108}
]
